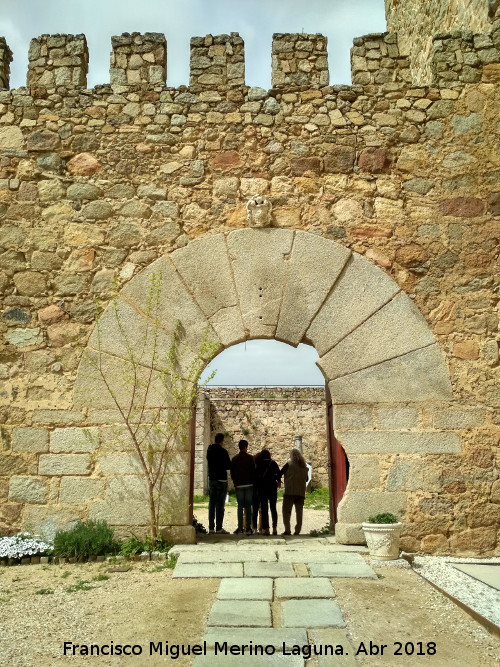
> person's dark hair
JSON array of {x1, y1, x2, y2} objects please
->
[
  {"x1": 215, "y1": 433, "x2": 224, "y2": 444},
  {"x1": 260, "y1": 449, "x2": 271, "y2": 461},
  {"x1": 238, "y1": 439, "x2": 248, "y2": 451}
]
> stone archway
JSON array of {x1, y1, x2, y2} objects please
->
[{"x1": 74, "y1": 229, "x2": 454, "y2": 543}]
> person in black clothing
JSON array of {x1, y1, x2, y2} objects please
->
[
  {"x1": 230, "y1": 439, "x2": 255, "y2": 535},
  {"x1": 206, "y1": 433, "x2": 231, "y2": 534},
  {"x1": 254, "y1": 449, "x2": 281, "y2": 535}
]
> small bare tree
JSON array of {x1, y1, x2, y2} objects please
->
[{"x1": 86, "y1": 273, "x2": 217, "y2": 540}]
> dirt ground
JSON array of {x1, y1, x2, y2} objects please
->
[{"x1": 1, "y1": 504, "x2": 499, "y2": 667}]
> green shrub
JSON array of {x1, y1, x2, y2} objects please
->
[
  {"x1": 193, "y1": 515, "x2": 207, "y2": 534},
  {"x1": 367, "y1": 512, "x2": 398, "y2": 524},
  {"x1": 53, "y1": 520, "x2": 119, "y2": 560},
  {"x1": 304, "y1": 487, "x2": 330, "y2": 510},
  {"x1": 193, "y1": 494, "x2": 209, "y2": 504},
  {"x1": 119, "y1": 534, "x2": 172, "y2": 556}
]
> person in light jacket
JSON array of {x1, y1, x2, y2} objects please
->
[{"x1": 280, "y1": 448, "x2": 308, "y2": 536}]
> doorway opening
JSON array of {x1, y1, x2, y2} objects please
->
[{"x1": 190, "y1": 339, "x2": 349, "y2": 536}]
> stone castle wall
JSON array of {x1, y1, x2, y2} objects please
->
[
  {"x1": 385, "y1": 0, "x2": 494, "y2": 83},
  {"x1": 193, "y1": 387, "x2": 328, "y2": 494},
  {"x1": 0, "y1": 7, "x2": 499, "y2": 553}
]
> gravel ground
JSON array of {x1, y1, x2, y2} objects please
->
[{"x1": 412, "y1": 555, "x2": 500, "y2": 629}]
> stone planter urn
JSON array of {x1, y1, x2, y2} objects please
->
[{"x1": 362, "y1": 513, "x2": 402, "y2": 561}]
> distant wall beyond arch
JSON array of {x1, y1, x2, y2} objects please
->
[{"x1": 73, "y1": 229, "x2": 455, "y2": 544}]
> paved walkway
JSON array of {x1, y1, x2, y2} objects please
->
[{"x1": 170, "y1": 536, "x2": 373, "y2": 665}]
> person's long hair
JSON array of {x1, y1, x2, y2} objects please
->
[{"x1": 289, "y1": 447, "x2": 307, "y2": 468}]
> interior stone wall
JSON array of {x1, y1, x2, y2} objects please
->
[
  {"x1": 193, "y1": 387, "x2": 328, "y2": 495},
  {"x1": 0, "y1": 10, "x2": 499, "y2": 554}
]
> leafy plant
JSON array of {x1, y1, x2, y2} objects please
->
[
  {"x1": 119, "y1": 534, "x2": 171, "y2": 557},
  {"x1": 35, "y1": 588, "x2": 54, "y2": 595},
  {"x1": 92, "y1": 574, "x2": 110, "y2": 582},
  {"x1": 53, "y1": 520, "x2": 119, "y2": 560},
  {"x1": 367, "y1": 512, "x2": 398, "y2": 524},
  {"x1": 192, "y1": 515, "x2": 207, "y2": 534},
  {"x1": 309, "y1": 523, "x2": 331, "y2": 537},
  {"x1": 65, "y1": 579, "x2": 93, "y2": 593},
  {"x1": 193, "y1": 494, "x2": 209, "y2": 504}
]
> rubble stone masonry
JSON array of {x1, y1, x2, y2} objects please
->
[{"x1": 0, "y1": 1, "x2": 498, "y2": 553}]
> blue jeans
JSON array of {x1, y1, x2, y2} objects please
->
[
  {"x1": 208, "y1": 480, "x2": 227, "y2": 531},
  {"x1": 235, "y1": 485, "x2": 253, "y2": 532}
]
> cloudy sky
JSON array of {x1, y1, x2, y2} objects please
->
[
  {"x1": 1, "y1": 0, "x2": 386, "y2": 88},
  {"x1": 0, "y1": 1, "x2": 386, "y2": 385}
]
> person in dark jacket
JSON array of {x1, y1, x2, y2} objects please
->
[
  {"x1": 254, "y1": 449, "x2": 281, "y2": 535},
  {"x1": 280, "y1": 448, "x2": 308, "y2": 535},
  {"x1": 230, "y1": 439, "x2": 255, "y2": 535},
  {"x1": 206, "y1": 433, "x2": 231, "y2": 534}
]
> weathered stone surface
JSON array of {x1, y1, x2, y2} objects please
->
[
  {"x1": 38, "y1": 304, "x2": 66, "y2": 325},
  {"x1": 121, "y1": 257, "x2": 218, "y2": 354},
  {"x1": 171, "y1": 234, "x2": 245, "y2": 345},
  {"x1": 50, "y1": 427, "x2": 99, "y2": 453},
  {"x1": 227, "y1": 228, "x2": 294, "y2": 338},
  {"x1": 319, "y1": 293, "x2": 436, "y2": 380},
  {"x1": 333, "y1": 405, "x2": 373, "y2": 430},
  {"x1": 375, "y1": 407, "x2": 419, "y2": 429},
  {"x1": 348, "y1": 456, "x2": 381, "y2": 490},
  {"x1": 433, "y1": 407, "x2": 486, "y2": 429},
  {"x1": 290, "y1": 157, "x2": 322, "y2": 175},
  {"x1": 0, "y1": 126, "x2": 24, "y2": 149},
  {"x1": 22, "y1": 506, "x2": 83, "y2": 541},
  {"x1": 11, "y1": 428, "x2": 47, "y2": 453},
  {"x1": 281, "y1": 599, "x2": 345, "y2": 627},
  {"x1": 59, "y1": 477, "x2": 105, "y2": 504},
  {"x1": 337, "y1": 430, "x2": 461, "y2": 454},
  {"x1": 208, "y1": 600, "x2": 272, "y2": 627},
  {"x1": 4, "y1": 327, "x2": 44, "y2": 347},
  {"x1": 453, "y1": 340, "x2": 480, "y2": 359},
  {"x1": 441, "y1": 197, "x2": 485, "y2": 217},
  {"x1": 358, "y1": 148, "x2": 391, "y2": 173},
  {"x1": 329, "y1": 345, "x2": 453, "y2": 403},
  {"x1": 337, "y1": 490, "x2": 406, "y2": 523},
  {"x1": 276, "y1": 232, "x2": 351, "y2": 345},
  {"x1": 323, "y1": 145, "x2": 355, "y2": 173},
  {"x1": 307, "y1": 253, "x2": 401, "y2": 357},
  {"x1": 38, "y1": 454, "x2": 91, "y2": 475},
  {"x1": 217, "y1": 578, "x2": 273, "y2": 600},
  {"x1": 66, "y1": 153, "x2": 102, "y2": 176},
  {"x1": 13, "y1": 272, "x2": 47, "y2": 296},
  {"x1": 210, "y1": 151, "x2": 243, "y2": 171},
  {"x1": 274, "y1": 577, "x2": 335, "y2": 598},
  {"x1": 8, "y1": 476, "x2": 47, "y2": 504}
]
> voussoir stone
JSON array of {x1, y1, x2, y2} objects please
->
[{"x1": 276, "y1": 232, "x2": 351, "y2": 345}]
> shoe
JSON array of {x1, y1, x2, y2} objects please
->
[
  {"x1": 272, "y1": 527, "x2": 277, "y2": 535},
  {"x1": 234, "y1": 528, "x2": 244, "y2": 534},
  {"x1": 263, "y1": 529, "x2": 270, "y2": 535},
  {"x1": 281, "y1": 531, "x2": 291, "y2": 536},
  {"x1": 209, "y1": 529, "x2": 215, "y2": 534},
  {"x1": 246, "y1": 530, "x2": 253, "y2": 536},
  {"x1": 293, "y1": 531, "x2": 300, "y2": 535},
  {"x1": 216, "y1": 528, "x2": 229, "y2": 534}
]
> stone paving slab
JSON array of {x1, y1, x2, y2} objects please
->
[
  {"x1": 203, "y1": 627, "x2": 308, "y2": 650},
  {"x1": 274, "y1": 578, "x2": 335, "y2": 599},
  {"x1": 310, "y1": 629, "x2": 358, "y2": 666},
  {"x1": 172, "y1": 562, "x2": 243, "y2": 578},
  {"x1": 178, "y1": 550, "x2": 277, "y2": 563},
  {"x1": 244, "y1": 562, "x2": 296, "y2": 578},
  {"x1": 208, "y1": 600, "x2": 272, "y2": 627},
  {"x1": 278, "y1": 551, "x2": 366, "y2": 564},
  {"x1": 217, "y1": 578, "x2": 273, "y2": 600},
  {"x1": 309, "y1": 562, "x2": 377, "y2": 578},
  {"x1": 281, "y1": 599, "x2": 345, "y2": 628},
  {"x1": 194, "y1": 653, "x2": 304, "y2": 666}
]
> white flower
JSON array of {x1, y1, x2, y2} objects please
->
[{"x1": 0, "y1": 532, "x2": 53, "y2": 559}]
